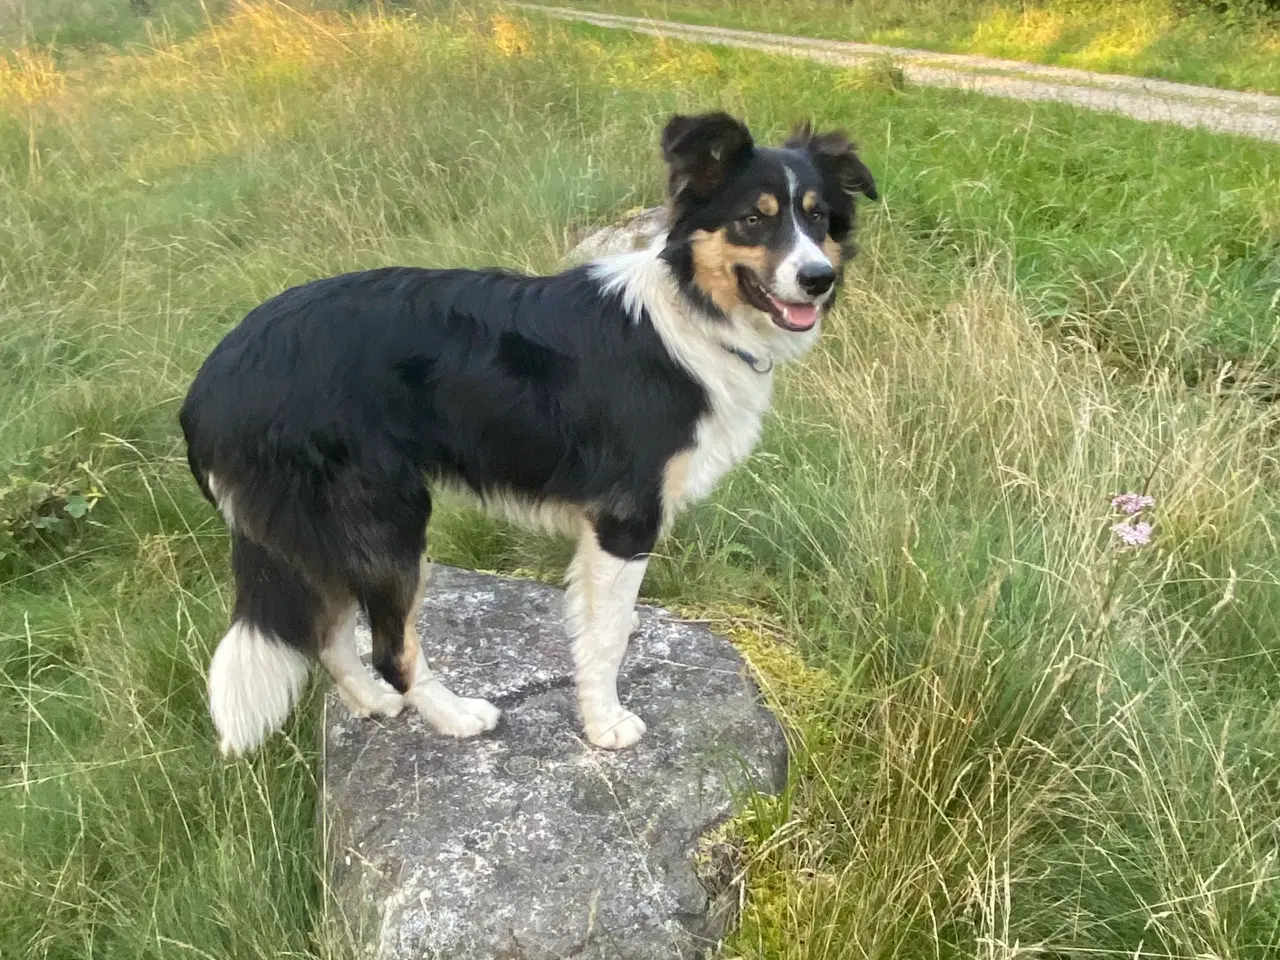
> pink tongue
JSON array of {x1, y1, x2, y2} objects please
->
[{"x1": 780, "y1": 301, "x2": 818, "y2": 331}]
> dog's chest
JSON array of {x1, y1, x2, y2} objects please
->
[{"x1": 683, "y1": 371, "x2": 772, "y2": 504}]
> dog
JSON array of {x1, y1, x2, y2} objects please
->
[{"x1": 179, "y1": 111, "x2": 877, "y2": 756}]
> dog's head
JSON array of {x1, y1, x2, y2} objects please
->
[{"x1": 659, "y1": 112, "x2": 877, "y2": 341}]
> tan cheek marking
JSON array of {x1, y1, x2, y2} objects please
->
[
  {"x1": 756, "y1": 193, "x2": 779, "y2": 216},
  {"x1": 822, "y1": 236, "x2": 843, "y2": 269},
  {"x1": 690, "y1": 228, "x2": 743, "y2": 314},
  {"x1": 690, "y1": 229, "x2": 776, "y2": 314},
  {"x1": 802, "y1": 190, "x2": 818, "y2": 214},
  {"x1": 736, "y1": 242, "x2": 772, "y2": 278}
]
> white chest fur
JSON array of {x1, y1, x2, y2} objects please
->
[
  {"x1": 592, "y1": 245, "x2": 792, "y2": 514},
  {"x1": 682, "y1": 362, "x2": 772, "y2": 504}
]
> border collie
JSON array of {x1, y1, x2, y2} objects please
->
[{"x1": 180, "y1": 112, "x2": 877, "y2": 756}]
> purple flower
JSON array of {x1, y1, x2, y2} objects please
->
[
  {"x1": 1111, "y1": 492, "x2": 1155, "y2": 515},
  {"x1": 1111, "y1": 520, "x2": 1153, "y2": 547}
]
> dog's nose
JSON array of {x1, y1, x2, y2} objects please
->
[{"x1": 797, "y1": 262, "x2": 836, "y2": 297}]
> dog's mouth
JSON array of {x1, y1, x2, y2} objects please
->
[{"x1": 734, "y1": 267, "x2": 820, "y2": 332}]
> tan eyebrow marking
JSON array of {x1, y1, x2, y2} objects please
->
[
  {"x1": 756, "y1": 193, "x2": 779, "y2": 216},
  {"x1": 802, "y1": 190, "x2": 819, "y2": 213}
]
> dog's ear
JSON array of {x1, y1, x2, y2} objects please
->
[
  {"x1": 661, "y1": 112, "x2": 754, "y2": 202},
  {"x1": 786, "y1": 121, "x2": 879, "y2": 201}
]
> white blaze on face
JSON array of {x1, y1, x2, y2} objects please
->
[{"x1": 772, "y1": 166, "x2": 833, "y2": 304}]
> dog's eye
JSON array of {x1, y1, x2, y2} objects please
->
[
  {"x1": 743, "y1": 213, "x2": 761, "y2": 227},
  {"x1": 809, "y1": 209, "x2": 826, "y2": 222}
]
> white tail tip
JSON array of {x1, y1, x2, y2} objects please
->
[{"x1": 208, "y1": 621, "x2": 311, "y2": 756}]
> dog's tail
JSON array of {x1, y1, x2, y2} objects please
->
[
  {"x1": 208, "y1": 622, "x2": 311, "y2": 756},
  {"x1": 208, "y1": 534, "x2": 321, "y2": 756}
]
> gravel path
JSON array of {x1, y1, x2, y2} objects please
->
[{"x1": 519, "y1": 4, "x2": 1280, "y2": 143}]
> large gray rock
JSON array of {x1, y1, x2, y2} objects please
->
[{"x1": 323, "y1": 564, "x2": 788, "y2": 959}]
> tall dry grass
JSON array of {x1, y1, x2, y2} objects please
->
[{"x1": 0, "y1": 4, "x2": 1276, "y2": 958}]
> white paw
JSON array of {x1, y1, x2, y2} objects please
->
[
  {"x1": 337, "y1": 686, "x2": 404, "y2": 719},
  {"x1": 585, "y1": 708, "x2": 647, "y2": 750},
  {"x1": 407, "y1": 681, "x2": 500, "y2": 739},
  {"x1": 437, "y1": 696, "x2": 502, "y2": 738}
]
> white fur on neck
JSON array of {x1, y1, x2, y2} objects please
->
[{"x1": 590, "y1": 243, "x2": 818, "y2": 509}]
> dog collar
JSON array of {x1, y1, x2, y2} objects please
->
[{"x1": 723, "y1": 344, "x2": 773, "y2": 375}]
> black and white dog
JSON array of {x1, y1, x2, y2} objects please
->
[{"x1": 180, "y1": 112, "x2": 877, "y2": 755}]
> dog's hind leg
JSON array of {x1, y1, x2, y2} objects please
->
[
  {"x1": 364, "y1": 555, "x2": 501, "y2": 738},
  {"x1": 354, "y1": 476, "x2": 501, "y2": 739},
  {"x1": 208, "y1": 534, "x2": 319, "y2": 756},
  {"x1": 406, "y1": 645, "x2": 502, "y2": 741},
  {"x1": 319, "y1": 601, "x2": 404, "y2": 719}
]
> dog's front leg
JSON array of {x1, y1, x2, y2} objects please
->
[{"x1": 566, "y1": 516, "x2": 653, "y2": 749}]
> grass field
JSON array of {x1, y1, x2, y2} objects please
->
[
  {"x1": 553, "y1": 0, "x2": 1280, "y2": 97},
  {"x1": 2, "y1": 2, "x2": 1280, "y2": 957}
]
